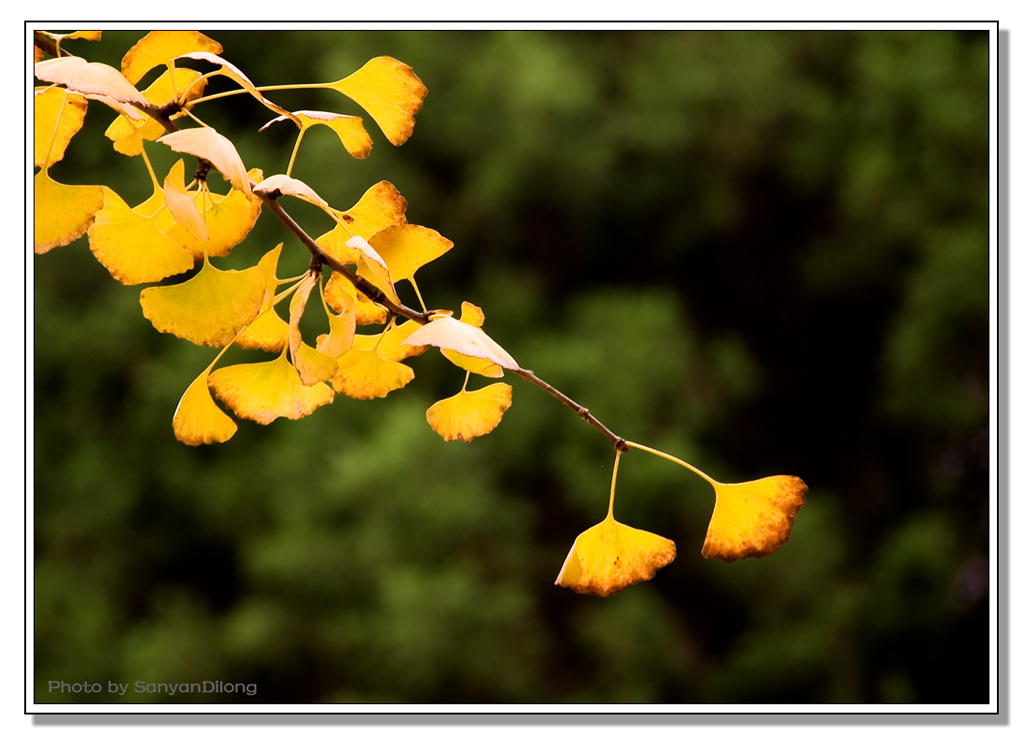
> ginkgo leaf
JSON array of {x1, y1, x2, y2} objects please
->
[
  {"x1": 162, "y1": 158, "x2": 209, "y2": 242},
  {"x1": 426, "y1": 382, "x2": 513, "y2": 442},
  {"x1": 209, "y1": 351, "x2": 334, "y2": 424},
  {"x1": 328, "y1": 56, "x2": 427, "y2": 146},
  {"x1": 331, "y1": 346, "x2": 414, "y2": 400},
  {"x1": 35, "y1": 86, "x2": 88, "y2": 169},
  {"x1": 159, "y1": 127, "x2": 251, "y2": 197},
  {"x1": 324, "y1": 180, "x2": 408, "y2": 252},
  {"x1": 104, "y1": 67, "x2": 207, "y2": 156},
  {"x1": 555, "y1": 516, "x2": 677, "y2": 597},
  {"x1": 254, "y1": 174, "x2": 332, "y2": 212},
  {"x1": 35, "y1": 55, "x2": 149, "y2": 108},
  {"x1": 339, "y1": 235, "x2": 399, "y2": 305},
  {"x1": 120, "y1": 30, "x2": 222, "y2": 84},
  {"x1": 285, "y1": 274, "x2": 339, "y2": 385},
  {"x1": 34, "y1": 170, "x2": 105, "y2": 253},
  {"x1": 702, "y1": 475, "x2": 808, "y2": 561},
  {"x1": 261, "y1": 110, "x2": 373, "y2": 159},
  {"x1": 176, "y1": 51, "x2": 297, "y2": 123},
  {"x1": 161, "y1": 168, "x2": 263, "y2": 259},
  {"x1": 86, "y1": 187, "x2": 194, "y2": 282},
  {"x1": 172, "y1": 367, "x2": 237, "y2": 445},
  {"x1": 367, "y1": 224, "x2": 453, "y2": 284},
  {"x1": 37, "y1": 30, "x2": 102, "y2": 47},
  {"x1": 139, "y1": 258, "x2": 265, "y2": 347},
  {"x1": 403, "y1": 315, "x2": 519, "y2": 371}
]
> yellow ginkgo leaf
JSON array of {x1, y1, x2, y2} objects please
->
[
  {"x1": 35, "y1": 55, "x2": 149, "y2": 107},
  {"x1": 172, "y1": 367, "x2": 237, "y2": 446},
  {"x1": 327, "y1": 56, "x2": 427, "y2": 146},
  {"x1": 120, "y1": 30, "x2": 222, "y2": 84},
  {"x1": 35, "y1": 86, "x2": 88, "y2": 169},
  {"x1": 403, "y1": 315, "x2": 519, "y2": 371},
  {"x1": 139, "y1": 258, "x2": 265, "y2": 347},
  {"x1": 316, "y1": 307, "x2": 357, "y2": 359},
  {"x1": 555, "y1": 516, "x2": 677, "y2": 597},
  {"x1": 34, "y1": 170, "x2": 105, "y2": 253},
  {"x1": 209, "y1": 351, "x2": 334, "y2": 424},
  {"x1": 86, "y1": 187, "x2": 194, "y2": 282},
  {"x1": 366, "y1": 224, "x2": 453, "y2": 284},
  {"x1": 159, "y1": 127, "x2": 251, "y2": 197},
  {"x1": 262, "y1": 110, "x2": 373, "y2": 159},
  {"x1": 331, "y1": 346, "x2": 414, "y2": 400},
  {"x1": 337, "y1": 180, "x2": 408, "y2": 239},
  {"x1": 163, "y1": 158, "x2": 209, "y2": 242},
  {"x1": 161, "y1": 168, "x2": 263, "y2": 259},
  {"x1": 426, "y1": 382, "x2": 513, "y2": 442},
  {"x1": 702, "y1": 475, "x2": 808, "y2": 562}
]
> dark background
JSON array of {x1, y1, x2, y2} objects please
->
[{"x1": 34, "y1": 28, "x2": 991, "y2": 705}]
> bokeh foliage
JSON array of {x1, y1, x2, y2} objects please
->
[{"x1": 33, "y1": 28, "x2": 990, "y2": 705}]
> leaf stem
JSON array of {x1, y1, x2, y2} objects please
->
[
  {"x1": 624, "y1": 441, "x2": 719, "y2": 486},
  {"x1": 607, "y1": 449, "x2": 623, "y2": 519}
]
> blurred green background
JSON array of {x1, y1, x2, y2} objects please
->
[{"x1": 33, "y1": 28, "x2": 991, "y2": 706}]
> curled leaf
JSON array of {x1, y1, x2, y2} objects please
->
[
  {"x1": 35, "y1": 55, "x2": 149, "y2": 107},
  {"x1": 254, "y1": 174, "x2": 332, "y2": 212},
  {"x1": 162, "y1": 158, "x2": 209, "y2": 242},
  {"x1": 555, "y1": 516, "x2": 676, "y2": 597},
  {"x1": 159, "y1": 127, "x2": 251, "y2": 197},
  {"x1": 702, "y1": 475, "x2": 808, "y2": 561},
  {"x1": 262, "y1": 110, "x2": 373, "y2": 159},
  {"x1": 403, "y1": 315, "x2": 519, "y2": 371}
]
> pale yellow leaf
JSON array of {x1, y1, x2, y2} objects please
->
[
  {"x1": 403, "y1": 316, "x2": 519, "y2": 371},
  {"x1": 35, "y1": 56, "x2": 148, "y2": 107}
]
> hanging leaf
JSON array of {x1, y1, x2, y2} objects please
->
[
  {"x1": 209, "y1": 351, "x2": 334, "y2": 424},
  {"x1": 702, "y1": 476, "x2": 808, "y2": 561},
  {"x1": 172, "y1": 367, "x2": 237, "y2": 446},
  {"x1": 426, "y1": 382, "x2": 513, "y2": 442},
  {"x1": 139, "y1": 258, "x2": 265, "y2": 347},
  {"x1": 34, "y1": 170, "x2": 105, "y2": 253},
  {"x1": 555, "y1": 516, "x2": 676, "y2": 597}
]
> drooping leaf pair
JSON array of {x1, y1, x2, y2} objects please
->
[{"x1": 555, "y1": 449, "x2": 808, "y2": 596}]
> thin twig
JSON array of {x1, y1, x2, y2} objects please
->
[{"x1": 511, "y1": 369, "x2": 629, "y2": 452}]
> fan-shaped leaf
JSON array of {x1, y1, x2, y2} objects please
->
[
  {"x1": 702, "y1": 475, "x2": 808, "y2": 561},
  {"x1": 172, "y1": 368, "x2": 237, "y2": 446},
  {"x1": 403, "y1": 315, "x2": 519, "y2": 371},
  {"x1": 426, "y1": 382, "x2": 513, "y2": 442},
  {"x1": 159, "y1": 127, "x2": 251, "y2": 197},
  {"x1": 209, "y1": 352, "x2": 334, "y2": 424},
  {"x1": 121, "y1": 30, "x2": 222, "y2": 84},
  {"x1": 34, "y1": 170, "x2": 105, "y2": 253},
  {"x1": 327, "y1": 56, "x2": 427, "y2": 145}
]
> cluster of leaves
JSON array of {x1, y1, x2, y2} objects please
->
[{"x1": 34, "y1": 30, "x2": 807, "y2": 596}]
